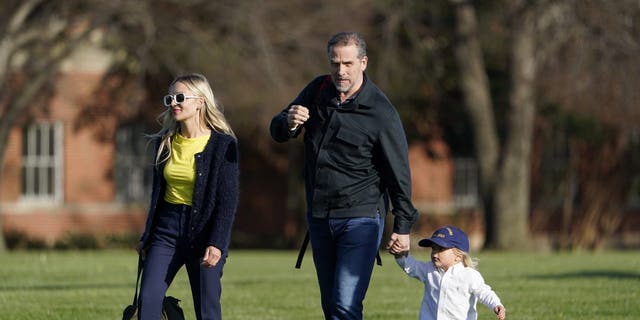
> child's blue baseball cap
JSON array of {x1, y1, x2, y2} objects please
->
[{"x1": 418, "y1": 226, "x2": 470, "y2": 253}]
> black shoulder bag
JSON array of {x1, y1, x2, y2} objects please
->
[{"x1": 122, "y1": 255, "x2": 185, "y2": 320}]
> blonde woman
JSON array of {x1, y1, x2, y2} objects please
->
[
  {"x1": 393, "y1": 226, "x2": 506, "y2": 320},
  {"x1": 137, "y1": 73, "x2": 238, "y2": 320}
]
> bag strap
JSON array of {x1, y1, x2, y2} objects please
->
[
  {"x1": 293, "y1": 76, "x2": 382, "y2": 269},
  {"x1": 131, "y1": 254, "x2": 143, "y2": 306},
  {"x1": 294, "y1": 231, "x2": 310, "y2": 269}
]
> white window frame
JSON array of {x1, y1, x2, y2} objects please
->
[{"x1": 20, "y1": 122, "x2": 64, "y2": 204}]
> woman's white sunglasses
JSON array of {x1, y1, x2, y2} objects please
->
[{"x1": 163, "y1": 93, "x2": 199, "y2": 107}]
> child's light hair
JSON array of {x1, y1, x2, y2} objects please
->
[{"x1": 453, "y1": 248, "x2": 478, "y2": 269}]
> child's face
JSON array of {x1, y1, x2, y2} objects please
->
[{"x1": 430, "y1": 244, "x2": 461, "y2": 271}]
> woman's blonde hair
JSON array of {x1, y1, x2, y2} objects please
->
[
  {"x1": 152, "y1": 73, "x2": 235, "y2": 165},
  {"x1": 453, "y1": 248, "x2": 478, "y2": 269}
]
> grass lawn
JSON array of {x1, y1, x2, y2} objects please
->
[{"x1": 0, "y1": 249, "x2": 638, "y2": 319}]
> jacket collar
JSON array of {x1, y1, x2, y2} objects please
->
[{"x1": 328, "y1": 73, "x2": 377, "y2": 111}]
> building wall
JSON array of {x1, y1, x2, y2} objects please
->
[
  {"x1": 1, "y1": 96, "x2": 468, "y2": 247},
  {"x1": 14, "y1": 42, "x2": 638, "y2": 250},
  {"x1": 407, "y1": 140, "x2": 485, "y2": 251},
  {"x1": 57, "y1": 73, "x2": 116, "y2": 203},
  {"x1": 0, "y1": 45, "x2": 147, "y2": 246},
  {"x1": 409, "y1": 140, "x2": 454, "y2": 206},
  {"x1": 0, "y1": 129, "x2": 21, "y2": 201}
]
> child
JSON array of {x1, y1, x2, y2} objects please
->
[{"x1": 393, "y1": 226, "x2": 506, "y2": 320}]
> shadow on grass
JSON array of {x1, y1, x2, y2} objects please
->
[
  {"x1": 529, "y1": 270, "x2": 640, "y2": 280},
  {"x1": 0, "y1": 282, "x2": 133, "y2": 292}
]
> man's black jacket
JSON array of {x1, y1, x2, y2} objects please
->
[{"x1": 270, "y1": 74, "x2": 418, "y2": 234}]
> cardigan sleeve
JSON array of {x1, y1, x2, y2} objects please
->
[
  {"x1": 140, "y1": 139, "x2": 163, "y2": 244},
  {"x1": 207, "y1": 138, "x2": 240, "y2": 251}
]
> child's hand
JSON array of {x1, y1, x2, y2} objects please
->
[
  {"x1": 494, "y1": 305, "x2": 505, "y2": 320},
  {"x1": 390, "y1": 250, "x2": 409, "y2": 258},
  {"x1": 386, "y1": 233, "x2": 410, "y2": 255}
]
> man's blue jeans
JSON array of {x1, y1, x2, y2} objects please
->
[{"x1": 307, "y1": 212, "x2": 384, "y2": 320}]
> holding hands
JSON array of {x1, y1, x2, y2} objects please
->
[{"x1": 386, "y1": 233, "x2": 410, "y2": 257}]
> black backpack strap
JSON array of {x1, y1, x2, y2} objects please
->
[
  {"x1": 294, "y1": 75, "x2": 382, "y2": 269},
  {"x1": 294, "y1": 230, "x2": 382, "y2": 268},
  {"x1": 294, "y1": 231, "x2": 310, "y2": 269},
  {"x1": 294, "y1": 76, "x2": 328, "y2": 270}
]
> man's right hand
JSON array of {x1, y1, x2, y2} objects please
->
[{"x1": 288, "y1": 105, "x2": 310, "y2": 130}]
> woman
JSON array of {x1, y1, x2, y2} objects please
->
[{"x1": 137, "y1": 73, "x2": 239, "y2": 320}]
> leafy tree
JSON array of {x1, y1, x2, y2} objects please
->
[
  {"x1": 532, "y1": 0, "x2": 640, "y2": 250},
  {"x1": 2, "y1": 0, "x2": 637, "y2": 251},
  {"x1": 448, "y1": 0, "x2": 640, "y2": 249},
  {"x1": 0, "y1": 0, "x2": 107, "y2": 251}
]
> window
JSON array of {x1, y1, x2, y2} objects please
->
[
  {"x1": 21, "y1": 122, "x2": 63, "y2": 203},
  {"x1": 114, "y1": 123, "x2": 152, "y2": 204},
  {"x1": 453, "y1": 158, "x2": 479, "y2": 208}
]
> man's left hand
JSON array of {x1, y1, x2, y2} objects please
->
[{"x1": 386, "y1": 233, "x2": 410, "y2": 255}]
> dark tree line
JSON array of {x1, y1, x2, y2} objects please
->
[{"x1": 1, "y1": 0, "x2": 638, "y2": 251}]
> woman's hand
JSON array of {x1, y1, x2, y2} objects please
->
[
  {"x1": 201, "y1": 246, "x2": 222, "y2": 268},
  {"x1": 136, "y1": 241, "x2": 146, "y2": 257}
]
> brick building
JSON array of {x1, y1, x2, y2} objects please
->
[
  {"x1": 0, "y1": 44, "x2": 482, "y2": 249},
  {"x1": 0, "y1": 45, "x2": 149, "y2": 246}
]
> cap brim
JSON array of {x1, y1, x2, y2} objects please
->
[
  {"x1": 418, "y1": 238, "x2": 432, "y2": 247},
  {"x1": 418, "y1": 237, "x2": 451, "y2": 248}
]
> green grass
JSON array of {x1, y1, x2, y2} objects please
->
[{"x1": 0, "y1": 250, "x2": 638, "y2": 319}]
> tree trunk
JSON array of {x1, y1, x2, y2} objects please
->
[
  {"x1": 493, "y1": 2, "x2": 536, "y2": 249},
  {"x1": 451, "y1": 0, "x2": 537, "y2": 249},
  {"x1": 450, "y1": 1, "x2": 500, "y2": 246}
]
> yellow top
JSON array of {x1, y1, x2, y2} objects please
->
[{"x1": 163, "y1": 133, "x2": 210, "y2": 205}]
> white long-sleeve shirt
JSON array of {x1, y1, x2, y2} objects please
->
[{"x1": 396, "y1": 255, "x2": 503, "y2": 320}]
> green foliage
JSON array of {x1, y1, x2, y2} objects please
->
[
  {"x1": 3, "y1": 232, "x2": 140, "y2": 251},
  {"x1": 542, "y1": 104, "x2": 613, "y2": 146},
  {"x1": 53, "y1": 233, "x2": 100, "y2": 250},
  {"x1": 103, "y1": 232, "x2": 140, "y2": 249},
  {"x1": 0, "y1": 250, "x2": 638, "y2": 319},
  {"x1": 4, "y1": 230, "x2": 47, "y2": 250}
]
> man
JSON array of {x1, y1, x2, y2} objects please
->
[{"x1": 270, "y1": 32, "x2": 419, "y2": 320}]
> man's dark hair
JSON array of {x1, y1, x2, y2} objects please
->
[{"x1": 327, "y1": 32, "x2": 367, "y2": 59}]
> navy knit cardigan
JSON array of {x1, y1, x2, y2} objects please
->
[{"x1": 140, "y1": 131, "x2": 239, "y2": 254}]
